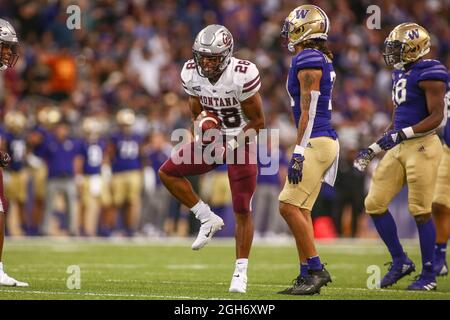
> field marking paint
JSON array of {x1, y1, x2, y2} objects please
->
[
  {"x1": 0, "y1": 289, "x2": 229, "y2": 300},
  {"x1": 102, "y1": 279, "x2": 450, "y2": 297},
  {"x1": 4, "y1": 283, "x2": 447, "y2": 299}
]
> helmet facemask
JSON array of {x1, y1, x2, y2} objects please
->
[
  {"x1": 193, "y1": 47, "x2": 231, "y2": 79},
  {"x1": 192, "y1": 25, "x2": 234, "y2": 79},
  {"x1": 0, "y1": 41, "x2": 18, "y2": 70},
  {"x1": 383, "y1": 40, "x2": 403, "y2": 69},
  {"x1": 280, "y1": 19, "x2": 291, "y2": 49}
]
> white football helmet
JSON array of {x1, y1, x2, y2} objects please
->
[
  {"x1": 192, "y1": 24, "x2": 233, "y2": 78},
  {"x1": 0, "y1": 18, "x2": 19, "y2": 70}
]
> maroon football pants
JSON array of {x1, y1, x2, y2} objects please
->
[{"x1": 160, "y1": 142, "x2": 257, "y2": 214}]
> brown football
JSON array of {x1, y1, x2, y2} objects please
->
[{"x1": 195, "y1": 111, "x2": 222, "y2": 145}]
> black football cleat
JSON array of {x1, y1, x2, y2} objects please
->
[
  {"x1": 278, "y1": 266, "x2": 332, "y2": 295},
  {"x1": 277, "y1": 275, "x2": 306, "y2": 295}
]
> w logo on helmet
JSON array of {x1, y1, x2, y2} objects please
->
[
  {"x1": 295, "y1": 9, "x2": 310, "y2": 19},
  {"x1": 408, "y1": 29, "x2": 420, "y2": 40}
]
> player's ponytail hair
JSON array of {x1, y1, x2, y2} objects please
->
[{"x1": 301, "y1": 39, "x2": 333, "y2": 60}]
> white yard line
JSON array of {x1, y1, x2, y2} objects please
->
[{"x1": 0, "y1": 289, "x2": 229, "y2": 300}]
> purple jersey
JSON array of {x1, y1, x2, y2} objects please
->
[
  {"x1": 147, "y1": 149, "x2": 169, "y2": 185},
  {"x1": 392, "y1": 59, "x2": 447, "y2": 131},
  {"x1": 110, "y1": 132, "x2": 143, "y2": 173},
  {"x1": 43, "y1": 135, "x2": 81, "y2": 178},
  {"x1": 4, "y1": 132, "x2": 26, "y2": 171},
  {"x1": 287, "y1": 48, "x2": 338, "y2": 139},
  {"x1": 32, "y1": 125, "x2": 51, "y2": 158},
  {"x1": 444, "y1": 73, "x2": 450, "y2": 147},
  {"x1": 79, "y1": 139, "x2": 107, "y2": 175}
]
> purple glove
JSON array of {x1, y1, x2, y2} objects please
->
[
  {"x1": 376, "y1": 129, "x2": 408, "y2": 151},
  {"x1": 288, "y1": 152, "x2": 305, "y2": 184}
]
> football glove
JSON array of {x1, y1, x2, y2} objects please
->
[
  {"x1": 288, "y1": 149, "x2": 305, "y2": 185},
  {"x1": 376, "y1": 128, "x2": 413, "y2": 151},
  {"x1": 353, "y1": 148, "x2": 376, "y2": 172},
  {"x1": 0, "y1": 151, "x2": 11, "y2": 168}
]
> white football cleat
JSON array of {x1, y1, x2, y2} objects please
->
[
  {"x1": 229, "y1": 272, "x2": 247, "y2": 293},
  {"x1": 191, "y1": 213, "x2": 224, "y2": 250},
  {"x1": 0, "y1": 272, "x2": 29, "y2": 287}
]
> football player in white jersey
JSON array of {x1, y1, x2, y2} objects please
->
[
  {"x1": 159, "y1": 24, "x2": 265, "y2": 293},
  {"x1": 0, "y1": 18, "x2": 28, "y2": 287}
]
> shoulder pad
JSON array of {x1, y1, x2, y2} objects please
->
[
  {"x1": 233, "y1": 59, "x2": 260, "y2": 88},
  {"x1": 181, "y1": 59, "x2": 196, "y2": 83},
  {"x1": 414, "y1": 59, "x2": 447, "y2": 82},
  {"x1": 295, "y1": 49, "x2": 324, "y2": 70}
]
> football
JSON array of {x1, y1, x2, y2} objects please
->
[{"x1": 195, "y1": 110, "x2": 222, "y2": 145}]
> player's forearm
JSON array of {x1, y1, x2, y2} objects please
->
[
  {"x1": 295, "y1": 69, "x2": 321, "y2": 152},
  {"x1": 411, "y1": 109, "x2": 444, "y2": 135},
  {"x1": 295, "y1": 92, "x2": 312, "y2": 150},
  {"x1": 237, "y1": 92, "x2": 265, "y2": 143},
  {"x1": 296, "y1": 114, "x2": 309, "y2": 148}
]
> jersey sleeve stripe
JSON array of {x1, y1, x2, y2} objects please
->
[
  {"x1": 242, "y1": 79, "x2": 261, "y2": 93},
  {"x1": 297, "y1": 57, "x2": 323, "y2": 65},
  {"x1": 420, "y1": 65, "x2": 447, "y2": 73},
  {"x1": 420, "y1": 70, "x2": 448, "y2": 77},
  {"x1": 244, "y1": 75, "x2": 260, "y2": 88},
  {"x1": 299, "y1": 51, "x2": 321, "y2": 59}
]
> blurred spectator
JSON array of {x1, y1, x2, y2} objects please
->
[
  {"x1": 78, "y1": 117, "x2": 111, "y2": 237},
  {"x1": 128, "y1": 36, "x2": 169, "y2": 97},
  {"x1": 2, "y1": 111, "x2": 28, "y2": 235},
  {"x1": 141, "y1": 131, "x2": 171, "y2": 236},
  {"x1": 39, "y1": 47, "x2": 77, "y2": 101},
  {"x1": 40, "y1": 120, "x2": 82, "y2": 236},
  {"x1": 334, "y1": 148, "x2": 366, "y2": 237},
  {"x1": 253, "y1": 137, "x2": 288, "y2": 238},
  {"x1": 107, "y1": 109, "x2": 144, "y2": 236}
]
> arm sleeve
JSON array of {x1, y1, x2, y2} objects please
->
[{"x1": 238, "y1": 62, "x2": 261, "y2": 102}]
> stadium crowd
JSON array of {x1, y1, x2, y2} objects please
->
[{"x1": 0, "y1": 0, "x2": 448, "y2": 238}]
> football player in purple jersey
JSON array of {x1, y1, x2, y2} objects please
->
[
  {"x1": 278, "y1": 5, "x2": 339, "y2": 295},
  {"x1": 355, "y1": 23, "x2": 447, "y2": 291}
]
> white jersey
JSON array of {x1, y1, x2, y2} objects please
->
[{"x1": 181, "y1": 57, "x2": 261, "y2": 136}]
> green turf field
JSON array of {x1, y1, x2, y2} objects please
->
[{"x1": 0, "y1": 238, "x2": 448, "y2": 300}]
